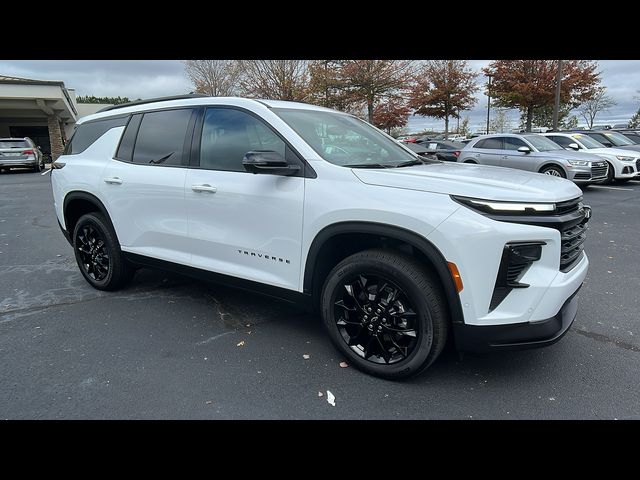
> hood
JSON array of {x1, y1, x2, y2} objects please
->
[
  {"x1": 585, "y1": 147, "x2": 640, "y2": 159},
  {"x1": 351, "y1": 162, "x2": 582, "y2": 203},
  {"x1": 545, "y1": 149, "x2": 606, "y2": 162}
]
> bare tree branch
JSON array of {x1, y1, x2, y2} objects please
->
[
  {"x1": 578, "y1": 87, "x2": 616, "y2": 129},
  {"x1": 183, "y1": 60, "x2": 242, "y2": 96}
]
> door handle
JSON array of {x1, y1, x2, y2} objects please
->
[
  {"x1": 104, "y1": 176, "x2": 123, "y2": 185},
  {"x1": 191, "y1": 184, "x2": 217, "y2": 193}
]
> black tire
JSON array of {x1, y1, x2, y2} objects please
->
[
  {"x1": 320, "y1": 249, "x2": 448, "y2": 379},
  {"x1": 72, "y1": 212, "x2": 134, "y2": 291},
  {"x1": 540, "y1": 165, "x2": 566, "y2": 178},
  {"x1": 616, "y1": 178, "x2": 630, "y2": 184},
  {"x1": 605, "y1": 162, "x2": 615, "y2": 184},
  {"x1": 33, "y1": 162, "x2": 41, "y2": 173}
]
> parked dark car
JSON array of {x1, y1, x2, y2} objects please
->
[
  {"x1": 401, "y1": 141, "x2": 437, "y2": 159},
  {"x1": 416, "y1": 140, "x2": 465, "y2": 162},
  {"x1": 567, "y1": 130, "x2": 640, "y2": 153},
  {"x1": 611, "y1": 130, "x2": 640, "y2": 144}
]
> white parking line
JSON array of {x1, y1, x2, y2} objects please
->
[{"x1": 589, "y1": 185, "x2": 635, "y2": 191}]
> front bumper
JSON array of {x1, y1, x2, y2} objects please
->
[
  {"x1": 567, "y1": 164, "x2": 607, "y2": 184},
  {"x1": 453, "y1": 285, "x2": 581, "y2": 352}
]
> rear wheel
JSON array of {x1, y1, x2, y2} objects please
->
[
  {"x1": 540, "y1": 165, "x2": 566, "y2": 178},
  {"x1": 72, "y1": 212, "x2": 134, "y2": 291},
  {"x1": 320, "y1": 249, "x2": 448, "y2": 379},
  {"x1": 33, "y1": 162, "x2": 41, "y2": 173}
]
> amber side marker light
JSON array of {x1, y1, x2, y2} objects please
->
[{"x1": 447, "y1": 262, "x2": 463, "y2": 292}]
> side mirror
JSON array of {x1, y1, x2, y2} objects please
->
[
  {"x1": 567, "y1": 143, "x2": 580, "y2": 151},
  {"x1": 242, "y1": 150, "x2": 300, "y2": 176},
  {"x1": 517, "y1": 146, "x2": 531, "y2": 154}
]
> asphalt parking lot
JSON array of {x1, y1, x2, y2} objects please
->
[{"x1": 1, "y1": 170, "x2": 639, "y2": 419}]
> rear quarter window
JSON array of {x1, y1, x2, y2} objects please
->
[{"x1": 64, "y1": 116, "x2": 129, "y2": 155}]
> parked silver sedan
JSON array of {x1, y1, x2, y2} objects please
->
[
  {"x1": 0, "y1": 137, "x2": 44, "y2": 173},
  {"x1": 457, "y1": 133, "x2": 608, "y2": 184}
]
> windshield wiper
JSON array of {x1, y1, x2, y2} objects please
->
[
  {"x1": 345, "y1": 163, "x2": 393, "y2": 169},
  {"x1": 150, "y1": 152, "x2": 174, "y2": 165},
  {"x1": 394, "y1": 159, "x2": 426, "y2": 168}
]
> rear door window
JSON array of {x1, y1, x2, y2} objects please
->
[
  {"x1": 475, "y1": 138, "x2": 503, "y2": 149},
  {"x1": 132, "y1": 109, "x2": 194, "y2": 166}
]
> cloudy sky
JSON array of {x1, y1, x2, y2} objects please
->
[{"x1": 1, "y1": 60, "x2": 638, "y2": 132}]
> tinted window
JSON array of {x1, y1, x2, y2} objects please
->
[
  {"x1": 571, "y1": 134, "x2": 604, "y2": 149},
  {"x1": 65, "y1": 116, "x2": 129, "y2": 155},
  {"x1": 548, "y1": 136, "x2": 576, "y2": 148},
  {"x1": 115, "y1": 114, "x2": 142, "y2": 162},
  {"x1": 503, "y1": 137, "x2": 528, "y2": 150},
  {"x1": 133, "y1": 109, "x2": 193, "y2": 166},
  {"x1": 0, "y1": 140, "x2": 29, "y2": 149},
  {"x1": 622, "y1": 132, "x2": 640, "y2": 143},
  {"x1": 200, "y1": 108, "x2": 286, "y2": 172},
  {"x1": 475, "y1": 138, "x2": 503, "y2": 149},
  {"x1": 586, "y1": 133, "x2": 612, "y2": 146}
]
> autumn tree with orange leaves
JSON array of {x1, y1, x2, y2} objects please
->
[
  {"x1": 409, "y1": 60, "x2": 478, "y2": 136},
  {"x1": 373, "y1": 99, "x2": 411, "y2": 133},
  {"x1": 483, "y1": 60, "x2": 600, "y2": 132}
]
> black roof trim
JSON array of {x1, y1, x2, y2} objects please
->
[{"x1": 96, "y1": 94, "x2": 210, "y2": 113}]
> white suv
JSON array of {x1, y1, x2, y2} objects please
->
[{"x1": 50, "y1": 96, "x2": 590, "y2": 379}]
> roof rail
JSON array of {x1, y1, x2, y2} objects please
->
[{"x1": 96, "y1": 94, "x2": 210, "y2": 113}]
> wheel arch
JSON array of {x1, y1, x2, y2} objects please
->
[
  {"x1": 303, "y1": 221, "x2": 464, "y2": 325},
  {"x1": 63, "y1": 191, "x2": 118, "y2": 243},
  {"x1": 538, "y1": 162, "x2": 567, "y2": 176}
]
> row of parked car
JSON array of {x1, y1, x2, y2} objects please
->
[{"x1": 401, "y1": 128, "x2": 640, "y2": 185}]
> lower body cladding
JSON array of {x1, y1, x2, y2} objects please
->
[{"x1": 427, "y1": 203, "x2": 589, "y2": 351}]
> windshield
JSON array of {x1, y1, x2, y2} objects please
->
[
  {"x1": 524, "y1": 135, "x2": 563, "y2": 152},
  {"x1": 603, "y1": 131, "x2": 635, "y2": 146},
  {"x1": 273, "y1": 108, "x2": 418, "y2": 167},
  {"x1": 571, "y1": 133, "x2": 605, "y2": 149},
  {"x1": 0, "y1": 140, "x2": 29, "y2": 149}
]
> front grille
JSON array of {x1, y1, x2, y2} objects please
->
[
  {"x1": 574, "y1": 172, "x2": 590, "y2": 180},
  {"x1": 591, "y1": 163, "x2": 608, "y2": 179},
  {"x1": 560, "y1": 220, "x2": 588, "y2": 271},
  {"x1": 555, "y1": 196, "x2": 583, "y2": 215}
]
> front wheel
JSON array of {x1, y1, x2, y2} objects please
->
[
  {"x1": 320, "y1": 249, "x2": 448, "y2": 379},
  {"x1": 72, "y1": 212, "x2": 134, "y2": 291},
  {"x1": 540, "y1": 165, "x2": 566, "y2": 178}
]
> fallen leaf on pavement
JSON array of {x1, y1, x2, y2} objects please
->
[
  {"x1": 205, "y1": 400, "x2": 213, "y2": 405},
  {"x1": 303, "y1": 354, "x2": 310, "y2": 359},
  {"x1": 339, "y1": 361, "x2": 349, "y2": 368},
  {"x1": 318, "y1": 391, "x2": 323, "y2": 397},
  {"x1": 327, "y1": 390, "x2": 336, "y2": 406},
  {"x1": 237, "y1": 341, "x2": 245, "y2": 347}
]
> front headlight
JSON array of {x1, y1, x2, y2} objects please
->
[
  {"x1": 452, "y1": 196, "x2": 556, "y2": 214},
  {"x1": 616, "y1": 156, "x2": 636, "y2": 162},
  {"x1": 568, "y1": 160, "x2": 590, "y2": 166}
]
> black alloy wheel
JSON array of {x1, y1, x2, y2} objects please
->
[
  {"x1": 321, "y1": 249, "x2": 448, "y2": 379},
  {"x1": 72, "y1": 212, "x2": 134, "y2": 291},
  {"x1": 76, "y1": 223, "x2": 110, "y2": 282},
  {"x1": 333, "y1": 274, "x2": 419, "y2": 365}
]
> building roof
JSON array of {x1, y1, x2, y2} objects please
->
[{"x1": 0, "y1": 75, "x2": 66, "y2": 87}]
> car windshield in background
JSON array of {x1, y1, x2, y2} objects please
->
[
  {"x1": 0, "y1": 140, "x2": 29, "y2": 149},
  {"x1": 604, "y1": 131, "x2": 635, "y2": 146},
  {"x1": 524, "y1": 135, "x2": 563, "y2": 152},
  {"x1": 273, "y1": 108, "x2": 418, "y2": 168},
  {"x1": 571, "y1": 134, "x2": 605, "y2": 149}
]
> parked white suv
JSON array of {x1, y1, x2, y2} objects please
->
[
  {"x1": 543, "y1": 132, "x2": 640, "y2": 183},
  {"x1": 50, "y1": 96, "x2": 590, "y2": 379}
]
